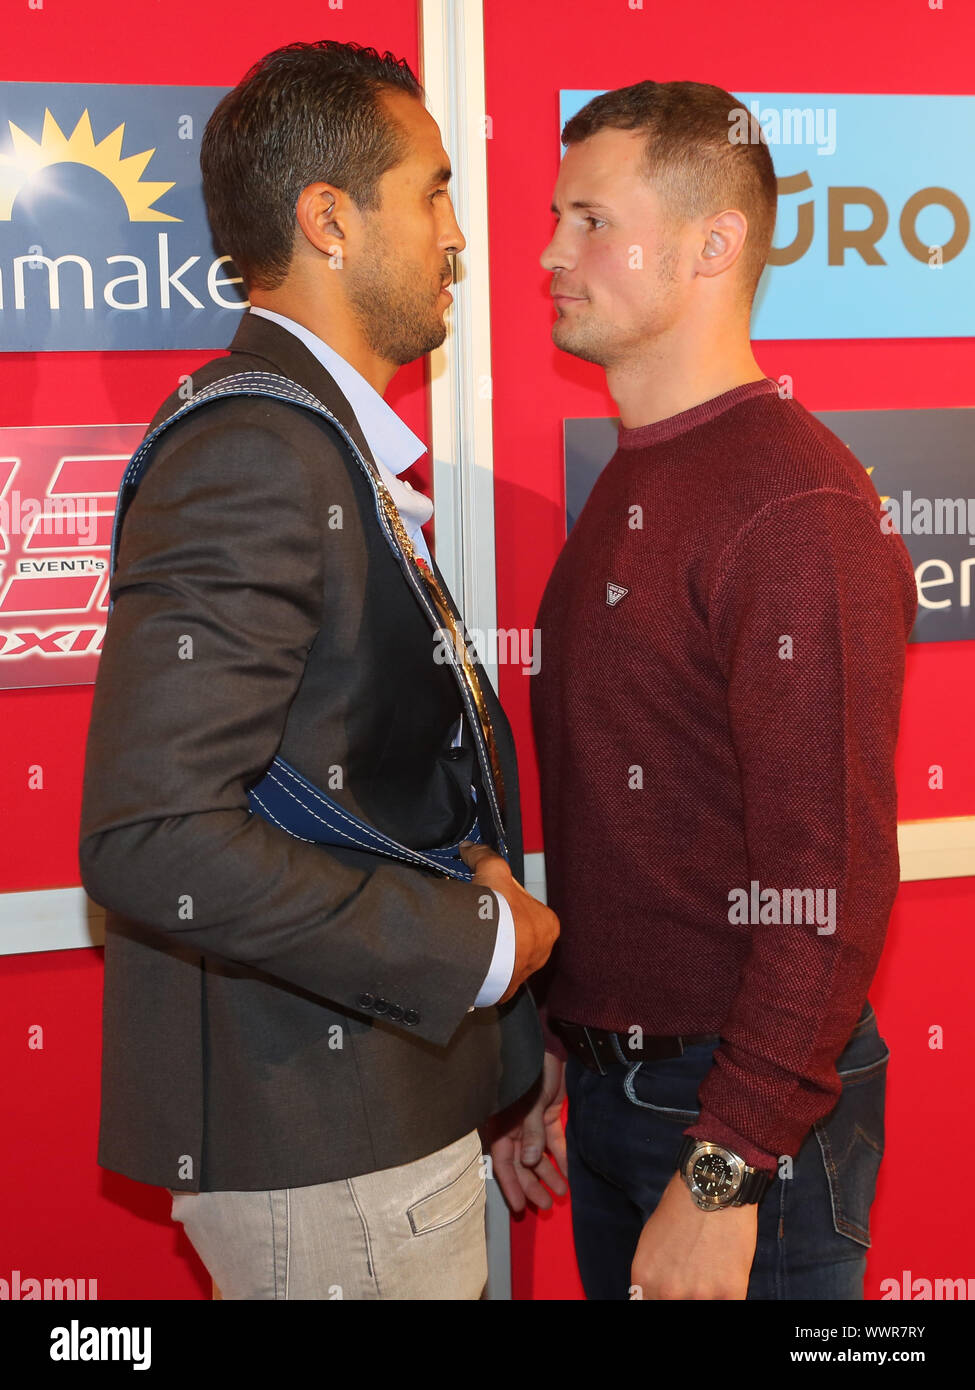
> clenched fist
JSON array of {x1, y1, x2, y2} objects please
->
[{"x1": 458, "y1": 842, "x2": 559, "y2": 1002}]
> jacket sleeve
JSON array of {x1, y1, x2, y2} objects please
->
[
  {"x1": 682, "y1": 487, "x2": 917, "y2": 1173},
  {"x1": 78, "y1": 402, "x2": 501, "y2": 1048}
]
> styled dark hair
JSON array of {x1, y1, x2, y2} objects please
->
[
  {"x1": 562, "y1": 80, "x2": 777, "y2": 300},
  {"x1": 201, "y1": 40, "x2": 424, "y2": 290}
]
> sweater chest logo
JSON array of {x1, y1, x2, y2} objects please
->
[{"x1": 606, "y1": 582, "x2": 629, "y2": 607}]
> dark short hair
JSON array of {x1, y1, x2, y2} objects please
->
[
  {"x1": 561, "y1": 80, "x2": 777, "y2": 300},
  {"x1": 201, "y1": 40, "x2": 424, "y2": 290}
]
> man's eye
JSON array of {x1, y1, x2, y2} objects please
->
[
  {"x1": 431, "y1": 188, "x2": 449, "y2": 200},
  {"x1": 552, "y1": 213, "x2": 604, "y2": 229}
]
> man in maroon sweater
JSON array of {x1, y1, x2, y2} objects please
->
[{"x1": 488, "y1": 81, "x2": 917, "y2": 1300}]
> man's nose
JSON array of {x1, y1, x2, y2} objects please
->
[
  {"x1": 540, "y1": 229, "x2": 571, "y2": 272},
  {"x1": 446, "y1": 213, "x2": 467, "y2": 256}
]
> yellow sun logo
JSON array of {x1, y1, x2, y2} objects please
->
[{"x1": 0, "y1": 108, "x2": 180, "y2": 222}]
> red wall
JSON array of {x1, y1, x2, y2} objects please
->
[
  {"x1": 2, "y1": 0, "x2": 973, "y2": 1302},
  {"x1": 0, "y1": 0, "x2": 426, "y2": 1302},
  {"x1": 480, "y1": 0, "x2": 975, "y2": 1298}
]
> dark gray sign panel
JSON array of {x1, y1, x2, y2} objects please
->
[{"x1": 564, "y1": 408, "x2": 974, "y2": 644}]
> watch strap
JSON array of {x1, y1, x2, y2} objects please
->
[{"x1": 738, "y1": 1166, "x2": 774, "y2": 1202}]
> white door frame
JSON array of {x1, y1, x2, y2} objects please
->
[
  {"x1": 420, "y1": 0, "x2": 513, "y2": 1300},
  {"x1": 420, "y1": 0, "x2": 501, "y2": 688}
]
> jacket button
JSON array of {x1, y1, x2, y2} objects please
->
[
  {"x1": 387, "y1": 1004, "x2": 404, "y2": 1022},
  {"x1": 373, "y1": 997, "x2": 390, "y2": 1015},
  {"x1": 403, "y1": 1009, "x2": 420, "y2": 1026},
  {"x1": 356, "y1": 993, "x2": 375, "y2": 1010}
]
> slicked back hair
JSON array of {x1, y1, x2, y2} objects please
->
[{"x1": 201, "y1": 39, "x2": 424, "y2": 290}]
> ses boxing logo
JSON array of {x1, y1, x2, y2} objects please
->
[
  {"x1": 0, "y1": 423, "x2": 144, "y2": 689},
  {"x1": 0, "y1": 82, "x2": 245, "y2": 350},
  {"x1": 560, "y1": 91, "x2": 974, "y2": 339}
]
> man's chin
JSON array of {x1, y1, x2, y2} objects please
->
[
  {"x1": 551, "y1": 324, "x2": 607, "y2": 367},
  {"x1": 390, "y1": 318, "x2": 448, "y2": 366}
]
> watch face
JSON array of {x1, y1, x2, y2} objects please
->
[{"x1": 692, "y1": 1153, "x2": 738, "y2": 1199}]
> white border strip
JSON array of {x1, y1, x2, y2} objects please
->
[
  {"x1": 3, "y1": 819, "x2": 968, "y2": 958},
  {"x1": 524, "y1": 823, "x2": 975, "y2": 903},
  {"x1": 420, "y1": 0, "x2": 509, "y2": 1304},
  {"x1": 897, "y1": 816, "x2": 975, "y2": 883},
  {"x1": 0, "y1": 886, "x2": 105, "y2": 955},
  {"x1": 421, "y1": 0, "x2": 500, "y2": 689}
]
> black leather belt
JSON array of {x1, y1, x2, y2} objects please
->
[{"x1": 552, "y1": 1018, "x2": 719, "y2": 1076}]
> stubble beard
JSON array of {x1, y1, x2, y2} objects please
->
[
  {"x1": 552, "y1": 304, "x2": 615, "y2": 368},
  {"x1": 552, "y1": 302, "x2": 646, "y2": 370},
  {"x1": 553, "y1": 247, "x2": 683, "y2": 369},
  {"x1": 344, "y1": 224, "x2": 447, "y2": 366}
]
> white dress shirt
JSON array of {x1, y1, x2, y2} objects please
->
[{"x1": 248, "y1": 307, "x2": 515, "y2": 1008}]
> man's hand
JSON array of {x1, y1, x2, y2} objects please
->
[
  {"x1": 487, "y1": 1051, "x2": 568, "y2": 1213},
  {"x1": 629, "y1": 1169, "x2": 758, "y2": 1300},
  {"x1": 458, "y1": 842, "x2": 559, "y2": 1003}
]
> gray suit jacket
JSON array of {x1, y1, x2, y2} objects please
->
[{"x1": 78, "y1": 311, "x2": 543, "y2": 1192}]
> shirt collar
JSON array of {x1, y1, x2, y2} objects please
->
[{"x1": 247, "y1": 306, "x2": 426, "y2": 476}]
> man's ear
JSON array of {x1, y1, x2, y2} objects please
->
[
  {"x1": 295, "y1": 183, "x2": 347, "y2": 255},
  {"x1": 697, "y1": 209, "x2": 748, "y2": 277}
]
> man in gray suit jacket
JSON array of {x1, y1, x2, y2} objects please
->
[{"x1": 78, "y1": 39, "x2": 556, "y2": 1300}]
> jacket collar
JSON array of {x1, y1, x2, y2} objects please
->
[
  {"x1": 224, "y1": 310, "x2": 377, "y2": 467},
  {"x1": 225, "y1": 309, "x2": 463, "y2": 611}
]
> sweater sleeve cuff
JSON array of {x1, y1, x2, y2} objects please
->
[{"x1": 683, "y1": 1109, "x2": 780, "y2": 1177}]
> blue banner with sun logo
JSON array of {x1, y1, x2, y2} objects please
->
[{"x1": 0, "y1": 81, "x2": 247, "y2": 350}]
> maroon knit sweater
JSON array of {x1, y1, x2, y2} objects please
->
[{"x1": 531, "y1": 378, "x2": 918, "y2": 1174}]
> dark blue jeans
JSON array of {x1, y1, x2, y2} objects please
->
[{"x1": 564, "y1": 1001, "x2": 889, "y2": 1300}]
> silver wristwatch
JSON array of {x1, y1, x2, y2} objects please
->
[{"x1": 677, "y1": 1137, "x2": 773, "y2": 1211}]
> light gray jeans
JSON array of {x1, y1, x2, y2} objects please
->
[{"x1": 168, "y1": 1128, "x2": 488, "y2": 1300}]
